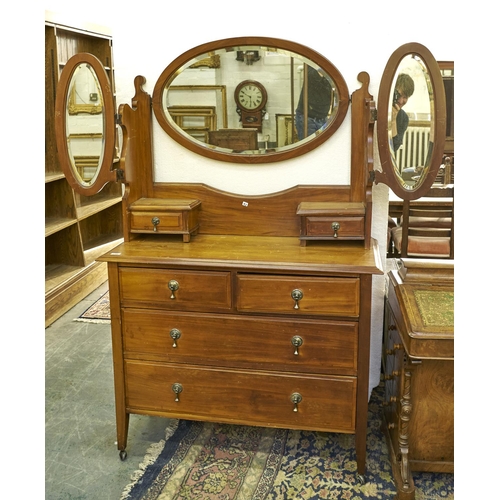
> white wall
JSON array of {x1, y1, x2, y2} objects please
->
[{"x1": 44, "y1": 0, "x2": 459, "y2": 393}]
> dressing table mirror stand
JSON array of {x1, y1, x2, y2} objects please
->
[
  {"x1": 105, "y1": 70, "x2": 382, "y2": 482},
  {"x1": 54, "y1": 38, "x2": 447, "y2": 484}
]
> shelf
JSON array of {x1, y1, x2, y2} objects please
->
[
  {"x1": 45, "y1": 172, "x2": 66, "y2": 183},
  {"x1": 84, "y1": 235, "x2": 124, "y2": 265},
  {"x1": 45, "y1": 263, "x2": 86, "y2": 293},
  {"x1": 45, "y1": 217, "x2": 78, "y2": 237},
  {"x1": 45, "y1": 14, "x2": 120, "y2": 326},
  {"x1": 76, "y1": 195, "x2": 122, "y2": 220}
]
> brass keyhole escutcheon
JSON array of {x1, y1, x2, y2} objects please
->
[
  {"x1": 290, "y1": 392, "x2": 302, "y2": 412},
  {"x1": 291, "y1": 335, "x2": 303, "y2": 355},
  {"x1": 291, "y1": 289, "x2": 303, "y2": 310},
  {"x1": 170, "y1": 328, "x2": 181, "y2": 348},
  {"x1": 151, "y1": 216, "x2": 160, "y2": 232},
  {"x1": 168, "y1": 279, "x2": 179, "y2": 299},
  {"x1": 331, "y1": 222, "x2": 340, "y2": 238},
  {"x1": 172, "y1": 383, "x2": 183, "y2": 402}
]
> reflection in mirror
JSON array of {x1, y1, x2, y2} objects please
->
[
  {"x1": 65, "y1": 63, "x2": 105, "y2": 186},
  {"x1": 152, "y1": 38, "x2": 349, "y2": 163},
  {"x1": 388, "y1": 54, "x2": 433, "y2": 191},
  {"x1": 165, "y1": 50, "x2": 338, "y2": 151}
]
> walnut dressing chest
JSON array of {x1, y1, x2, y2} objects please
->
[{"x1": 101, "y1": 234, "x2": 383, "y2": 477}]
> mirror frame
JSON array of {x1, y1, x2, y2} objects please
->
[
  {"x1": 55, "y1": 53, "x2": 117, "y2": 196},
  {"x1": 375, "y1": 42, "x2": 446, "y2": 200},
  {"x1": 152, "y1": 37, "x2": 349, "y2": 164}
]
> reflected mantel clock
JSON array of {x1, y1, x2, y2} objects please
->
[{"x1": 234, "y1": 80, "x2": 267, "y2": 131}]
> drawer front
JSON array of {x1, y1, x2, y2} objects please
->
[
  {"x1": 119, "y1": 268, "x2": 232, "y2": 311},
  {"x1": 305, "y1": 216, "x2": 365, "y2": 238},
  {"x1": 122, "y1": 309, "x2": 358, "y2": 375},
  {"x1": 236, "y1": 275, "x2": 359, "y2": 317},
  {"x1": 124, "y1": 361, "x2": 357, "y2": 433},
  {"x1": 130, "y1": 211, "x2": 183, "y2": 233}
]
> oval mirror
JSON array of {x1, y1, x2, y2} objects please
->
[
  {"x1": 375, "y1": 42, "x2": 446, "y2": 199},
  {"x1": 55, "y1": 53, "x2": 117, "y2": 195},
  {"x1": 152, "y1": 37, "x2": 349, "y2": 163}
]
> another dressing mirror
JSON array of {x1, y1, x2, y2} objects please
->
[
  {"x1": 375, "y1": 42, "x2": 446, "y2": 199},
  {"x1": 55, "y1": 53, "x2": 117, "y2": 195},
  {"x1": 152, "y1": 37, "x2": 349, "y2": 163}
]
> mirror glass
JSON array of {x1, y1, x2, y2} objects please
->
[
  {"x1": 375, "y1": 42, "x2": 446, "y2": 200},
  {"x1": 388, "y1": 54, "x2": 433, "y2": 191},
  {"x1": 152, "y1": 37, "x2": 349, "y2": 163},
  {"x1": 65, "y1": 62, "x2": 105, "y2": 186},
  {"x1": 55, "y1": 53, "x2": 116, "y2": 196}
]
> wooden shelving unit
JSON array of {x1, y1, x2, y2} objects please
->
[{"x1": 45, "y1": 12, "x2": 123, "y2": 327}]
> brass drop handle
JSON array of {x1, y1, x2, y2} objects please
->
[
  {"x1": 152, "y1": 216, "x2": 160, "y2": 232},
  {"x1": 290, "y1": 392, "x2": 302, "y2": 412},
  {"x1": 331, "y1": 222, "x2": 340, "y2": 238},
  {"x1": 170, "y1": 328, "x2": 181, "y2": 348},
  {"x1": 291, "y1": 289, "x2": 303, "y2": 310},
  {"x1": 168, "y1": 279, "x2": 179, "y2": 299},
  {"x1": 291, "y1": 335, "x2": 303, "y2": 355},
  {"x1": 172, "y1": 383, "x2": 183, "y2": 402}
]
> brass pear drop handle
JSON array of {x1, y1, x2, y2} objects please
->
[
  {"x1": 170, "y1": 328, "x2": 181, "y2": 348},
  {"x1": 290, "y1": 392, "x2": 302, "y2": 412},
  {"x1": 152, "y1": 216, "x2": 160, "y2": 232},
  {"x1": 291, "y1": 289, "x2": 303, "y2": 310},
  {"x1": 168, "y1": 279, "x2": 179, "y2": 299},
  {"x1": 331, "y1": 222, "x2": 340, "y2": 238},
  {"x1": 291, "y1": 335, "x2": 303, "y2": 355},
  {"x1": 172, "y1": 383, "x2": 183, "y2": 402}
]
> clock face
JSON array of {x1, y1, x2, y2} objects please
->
[{"x1": 237, "y1": 83, "x2": 265, "y2": 111}]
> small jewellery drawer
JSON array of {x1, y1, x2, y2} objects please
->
[
  {"x1": 236, "y1": 275, "x2": 359, "y2": 317},
  {"x1": 130, "y1": 212, "x2": 185, "y2": 232},
  {"x1": 302, "y1": 216, "x2": 365, "y2": 239},
  {"x1": 122, "y1": 309, "x2": 358, "y2": 375},
  {"x1": 297, "y1": 201, "x2": 365, "y2": 245},
  {"x1": 129, "y1": 198, "x2": 200, "y2": 242},
  {"x1": 119, "y1": 268, "x2": 232, "y2": 311},
  {"x1": 124, "y1": 361, "x2": 357, "y2": 433}
]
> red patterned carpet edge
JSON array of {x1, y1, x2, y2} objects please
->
[
  {"x1": 74, "y1": 291, "x2": 111, "y2": 323},
  {"x1": 119, "y1": 384, "x2": 454, "y2": 499}
]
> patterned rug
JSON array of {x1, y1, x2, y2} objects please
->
[
  {"x1": 74, "y1": 291, "x2": 110, "y2": 323},
  {"x1": 121, "y1": 385, "x2": 453, "y2": 499}
]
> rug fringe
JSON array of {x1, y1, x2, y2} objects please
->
[
  {"x1": 120, "y1": 419, "x2": 179, "y2": 500},
  {"x1": 73, "y1": 318, "x2": 111, "y2": 324}
]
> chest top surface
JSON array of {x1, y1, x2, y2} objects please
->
[{"x1": 100, "y1": 235, "x2": 383, "y2": 276}]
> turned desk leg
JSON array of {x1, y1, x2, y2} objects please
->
[{"x1": 398, "y1": 370, "x2": 414, "y2": 492}]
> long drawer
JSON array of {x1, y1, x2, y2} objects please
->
[
  {"x1": 236, "y1": 274, "x2": 359, "y2": 317},
  {"x1": 124, "y1": 360, "x2": 357, "y2": 433},
  {"x1": 119, "y1": 268, "x2": 232, "y2": 312},
  {"x1": 122, "y1": 308, "x2": 358, "y2": 375}
]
